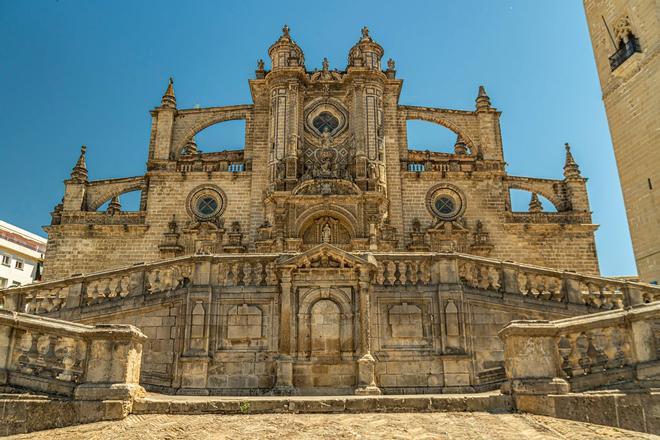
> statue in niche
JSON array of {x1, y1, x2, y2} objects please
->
[
  {"x1": 320, "y1": 127, "x2": 333, "y2": 147},
  {"x1": 321, "y1": 223, "x2": 332, "y2": 243}
]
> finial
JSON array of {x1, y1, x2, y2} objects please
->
[
  {"x1": 282, "y1": 24, "x2": 290, "y2": 37},
  {"x1": 168, "y1": 215, "x2": 178, "y2": 233},
  {"x1": 106, "y1": 195, "x2": 121, "y2": 215},
  {"x1": 322, "y1": 57, "x2": 329, "y2": 71},
  {"x1": 70, "y1": 145, "x2": 88, "y2": 183},
  {"x1": 385, "y1": 58, "x2": 396, "y2": 78},
  {"x1": 454, "y1": 136, "x2": 468, "y2": 155},
  {"x1": 255, "y1": 59, "x2": 266, "y2": 78},
  {"x1": 182, "y1": 137, "x2": 198, "y2": 156},
  {"x1": 161, "y1": 76, "x2": 176, "y2": 109},
  {"x1": 476, "y1": 85, "x2": 492, "y2": 111},
  {"x1": 563, "y1": 142, "x2": 582, "y2": 179},
  {"x1": 361, "y1": 26, "x2": 370, "y2": 39},
  {"x1": 528, "y1": 193, "x2": 543, "y2": 213}
]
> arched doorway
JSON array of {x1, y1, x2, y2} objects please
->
[{"x1": 310, "y1": 299, "x2": 341, "y2": 357}]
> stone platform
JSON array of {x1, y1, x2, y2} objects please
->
[{"x1": 132, "y1": 391, "x2": 513, "y2": 415}]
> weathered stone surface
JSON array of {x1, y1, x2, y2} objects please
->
[{"x1": 5, "y1": 412, "x2": 655, "y2": 439}]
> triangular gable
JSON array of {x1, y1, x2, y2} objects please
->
[{"x1": 277, "y1": 243, "x2": 373, "y2": 269}]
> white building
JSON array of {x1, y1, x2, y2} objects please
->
[{"x1": 0, "y1": 220, "x2": 47, "y2": 289}]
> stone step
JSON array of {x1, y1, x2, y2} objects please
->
[{"x1": 132, "y1": 391, "x2": 513, "y2": 415}]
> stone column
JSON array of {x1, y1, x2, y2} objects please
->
[
  {"x1": 628, "y1": 306, "x2": 660, "y2": 379},
  {"x1": 74, "y1": 324, "x2": 146, "y2": 401},
  {"x1": 498, "y1": 322, "x2": 569, "y2": 396},
  {"x1": 355, "y1": 267, "x2": 381, "y2": 395},
  {"x1": 178, "y1": 264, "x2": 213, "y2": 395},
  {"x1": 274, "y1": 267, "x2": 294, "y2": 393}
]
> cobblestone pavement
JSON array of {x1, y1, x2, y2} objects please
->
[{"x1": 7, "y1": 412, "x2": 656, "y2": 440}]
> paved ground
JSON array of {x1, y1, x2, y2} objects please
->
[{"x1": 7, "y1": 412, "x2": 656, "y2": 439}]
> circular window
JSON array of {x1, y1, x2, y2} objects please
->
[
  {"x1": 435, "y1": 196, "x2": 455, "y2": 215},
  {"x1": 426, "y1": 184, "x2": 466, "y2": 221},
  {"x1": 196, "y1": 197, "x2": 218, "y2": 216},
  {"x1": 312, "y1": 112, "x2": 339, "y2": 134},
  {"x1": 186, "y1": 186, "x2": 226, "y2": 221}
]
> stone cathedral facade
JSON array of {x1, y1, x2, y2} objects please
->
[{"x1": 13, "y1": 27, "x2": 618, "y2": 396}]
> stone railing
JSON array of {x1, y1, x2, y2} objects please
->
[
  {"x1": 214, "y1": 256, "x2": 279, "y2": 287},
  {"x1": 455, "y1": 254, "x2": 658, "y2": 310},
  {"x1": 499, "y1": 302, "x2": 660, "y2": 395},
  {"x1": 2, "y1": 252, "x2": 659, "y2": 315},
  {"x1": 506, "y1": 211, "x2": 593, "y2": 225},
  {"x1": 0, "y1": 309, "x2": 146, "y2": 400},
  {"x1": 374, "y1": 255, "x2": 434, "y2": 286},
  {"x1": 0, "y1": 257, "x2": 199, "y2": 315},
  {"x1": 369, "y1": 252, "x2": 659, "y2": 310}
]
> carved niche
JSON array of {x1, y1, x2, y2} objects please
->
[{"x1": 302, "y1": 216, "x2": 351, "y2": 247}]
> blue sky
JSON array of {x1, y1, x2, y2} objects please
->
[{"x1": 0, "y1": 1, "x2": 636, "y2": 276}]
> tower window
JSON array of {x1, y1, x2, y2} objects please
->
[
  {"x1": 609, "y1": 16, "x2": 642, "y2": 71},
  {"x1": 313, "y1": 112, "x2": 339, "y2": 134}
]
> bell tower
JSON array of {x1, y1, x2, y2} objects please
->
[{"x1": 583, "y1": 0, "x2": 659, "y2": 283}]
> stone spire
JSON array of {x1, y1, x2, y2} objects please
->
[
  {"x1": 528, "y1": 193, "x2": 543, "y2": 213},
  {"x1": 475, "y1": 85, "x2": 492, "y2": 111},
  {"x1": 182, "y1": 136, "x2": 198, "y2": 155},
  {"x1": 563, "y1": 143, "x2": 582, "y2": 179},
  {"x1": 106, "y1": 195, "x2": 121, "y2": 215},
  {"x1": 161, "y1": 77, "x2": 176, "y2": 109},
  {"x1": 70, "y1": 145, "x2": 88, "y2": 183}
]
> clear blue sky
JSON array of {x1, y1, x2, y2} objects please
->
[{"x1": 0, "y1": 0, "x2": 636, "y2": 276}]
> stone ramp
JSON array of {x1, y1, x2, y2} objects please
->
[
  {"x1": 6, "y1": 412, "x2": 654, "y2": 440},
  {"x1": 133, "y1": 391, "x2": 513, "y2": 415}
]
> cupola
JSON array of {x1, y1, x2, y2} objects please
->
[
  {"x1": 268, "y1": 25, "x2": 305, "y2": 69},
  {"x1": 348, "y1": 27, "x2": 384, "y2": 70}
]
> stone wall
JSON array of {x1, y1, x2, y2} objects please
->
[
  {"x1": 42, "y1": 27, "x2": 600, "y2": 282},
  {"x1": 6, "y1": 246, "x2": 658, "y2": 396}
]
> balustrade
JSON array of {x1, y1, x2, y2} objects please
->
[
  {"x1": 0, "y1": 309, "x2": 145, "y2": 400},
  {"x1": 1, "y1": 253, "x2": 658, "y2": 316},
  {"x1": 500, "y1": 303, "x2": 660, "y2": 394},
  {"x1": 375, "y1": 258, "x2": 432, "y2": 286},
  {"x1": 215, "y1": 257, "x2": 278, "y2": 287}
]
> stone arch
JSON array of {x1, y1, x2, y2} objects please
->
[
  {"x1": 309, "y1": 299, "x2": 341, "y2": 355},
  {"x1": 86, "y1": 179, "x2": 146, "y2": 211},
  {"x1": 299, "y1": 287, "x2": 352, "y2": 316},
  {"x1": 172, "y1": 105, "x2": 253, "y2": 156},
  {"x1": 295, "y1": 205, "x2": 359, "y2": 239},
  {"x1": 297, "y1": 287, "x2": 354, "y2": 358},
  {"x1": 399, "y1": 106, "x2": 480, "y2": 155},
  {"x1": 506, "y1": 180, "x2": 564, "y2": 211}
]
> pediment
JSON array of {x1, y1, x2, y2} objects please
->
[{"x1": 277, "y1": 243, "x2": 373, "y2": 269}]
